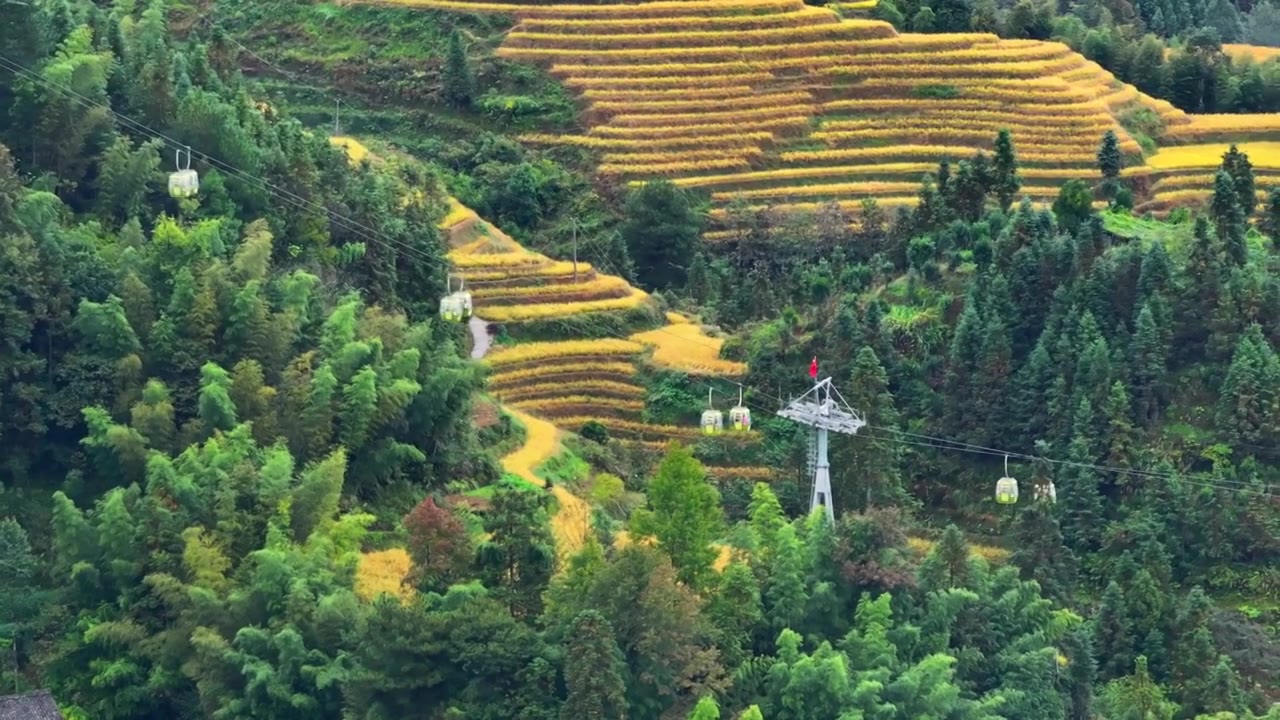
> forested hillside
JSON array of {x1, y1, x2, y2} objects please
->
[{"x1": 1, "y1": 0, "x2": 1278, "y2": 719}]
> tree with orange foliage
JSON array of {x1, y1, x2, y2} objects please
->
[{"x1": 403, "y1": 497, "x2": 474, "y2": 592}]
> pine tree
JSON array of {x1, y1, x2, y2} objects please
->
[
  {"x1": 1058, "y1": 407, "x2": 1104, "y2": 553},
  {"x1": 933, "y1": 524, "x2": 971, "y2": 588},
  {"x1": 1178, "y1": 216, "x2": 1223, "y2": 359},
  {"x1": 1097, "y1": 130, "x2": 1124, "y2": 199},
  {"x1": 1130, "y1": 302, "x2": 1167, "y2": 428},
  {"x1": 1102, "y1": 381, "x2": 1136, "y2": 480},
  {"x1": 1014, "y1": 336, "x2": 1056, "y2": 446},
  {"x1": 993, "y1": 128, "x2": 1021, "y2": 211},
  {"x1": 1094, "y1": 581, "x2": 1135, "y2": 681},
  {"x1": 1216, "y1": 324, "x2": 1278, "y2": 448},
  {"x1": 476, "y1": 479, "x2": 555, "y2": 618},
  {"x1": 1221, "y1": 144, "x2": 1257, "y2": 217},
  {"x1": 1062, "y1": 627, "x2": 1097, "y2": 720},
  {"x1": 561, "y1": 611, "x2": 628, "y2": 720},
  {"x1": 1211, "y1": 171, "x2": 1249, "y2": 267},
  {"x1": 1010, "y1": 492, "x2": 1077, "y2": 603},
  {"x1": 1261, "y1": 187, "x2": 1280, "y2": 241},
  {"x1": 1172, "y1": 587, "x2": 1220, "y2": 703},
  {"x1": 834, "y1": 347, "x2": 906, "y2": 512},
  {"x1": 442, "y1": 30, "x2": 473, "y2": 108},
  {"x1": 1197, "y1": 655, "x2": 1246, "y2": 716},
  {"x1": 944, "y1": 302, "x2": 984, "y2": 439}
]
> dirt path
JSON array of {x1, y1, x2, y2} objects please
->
[
  {"x1": 500, "y1": 408, "x2": 589, "y2": 565},
  {"x1": 469, "y1": 315, "x2": 492, "y2": 360}
]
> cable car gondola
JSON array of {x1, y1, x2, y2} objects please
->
[
  {"x1": 701, "y1": 387, "x2": 724, "y2": 435},
  {"x1": 729, "y1": 384, "x2": 751, "y2": 431},
  {"x1": 1034, "y1": 480, "x2": 1056, "y2": 503},
  {"x1": 168, "y1": 146, "x2": 198, "y2": 198},
  {"x1": 438, "y1": 274, "x2": 473, "y2": 323},
  {"x1": 995, "y1": 455, "x2": 1019, "y2": 504}
]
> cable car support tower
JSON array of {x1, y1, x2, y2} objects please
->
[{"x1": 776, "y1": 376, "x2": 866, "y2": 523}]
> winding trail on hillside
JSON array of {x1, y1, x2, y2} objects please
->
[
  {"x1": 498, "y1": 408, "x2": 591, "y2": 564},
  {"x1": 467, "y1": 315, "x2": 589, "y2": 564}
]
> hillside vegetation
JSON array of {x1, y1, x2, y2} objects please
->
[{"x1": 2, "y1": 1, "x2": 1280, "y2": 720}]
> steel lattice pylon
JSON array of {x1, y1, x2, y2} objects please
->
[{"x1": 776, "y1": 377, "x2": 867, "y2": 523}]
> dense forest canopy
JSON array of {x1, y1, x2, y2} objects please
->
[{"x1": 0, "y1": 0, "x2": 1278, "y2": 719}]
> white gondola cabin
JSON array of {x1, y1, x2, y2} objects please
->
[
  {"x1": 169, "y1": 147, "x2": 198, "y2": 198},
  {"x1": 1034, "y1": 480, "x2": 1057, "y2": 503},
  {"x1": 439, "y1": 274, "x2": 473, "y2": 323},
  {"x1": 995, "y1": 456, "x2": 1018, "y2": 504},
  {"x1": 995, "y1": 477, "x2": 1019, "y2": 504},
  {"x1": 729, "y1": 385, "x2": 750, "y2": 431},
  {"x1": 701, "y1": 388, "x2": 723, "y2": 435}
]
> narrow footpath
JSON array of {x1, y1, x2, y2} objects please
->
[{"x1": 468, "y1": 314, "x2": 589, "y2": 565}]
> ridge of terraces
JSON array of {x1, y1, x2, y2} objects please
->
[{"x1": 357, "y1": 0, "x2": 1280, "y2": 218}]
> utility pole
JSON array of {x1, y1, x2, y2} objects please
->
[
  {"x1": 776, "y1": 376, "x2": 866, "y2": 523},
  {"x1": 333, "y1": 99, "x2": 342, "y2": 135},
  {"x1": 571, "y1": 217, "x2": 578, "y2": 282}
]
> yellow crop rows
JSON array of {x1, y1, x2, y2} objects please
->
[
  {"x1": 590, "y1": 117, "x2": 811, "y2": 137},
  {"x1": 470, "y1": 275, "x2": 632, "y2": 301},
  {"x1": 705, "y1": 466, "x2": 778, "y2": 480},
  {"x1": 490, "y1": 363, "x2": 638, "y2": 391},
  {"x1": 712, "y1": 181, "x2": 920, "y2": 201},
  {"x1": 1151, "y1": 173, "x2": 1280, "y2": 192},
  {"x1": 487, "y1": 339, "x2": 643, "y2": 368},
  {"x1": 1223, "y1": 44, "x2": 1280, "y2": 62},
  {"x1": 600, "y1": 158, "x2": 752, "y2": 176},
  {"x1": 592, "y1": 91, "x2": 812, "y2": 114},
  {"x1": 1163, "y1": 114, "x2": 1280, "y2": 142},
  {"x1": 1146, "y1": 142, "x2": 1280, "y2": 170},
  {"x1": 521, "y1": 8, "x2": 836, "y2": 34},
  {"x1": 371, "y1": 0, "x2": 1280, "y2": 252},
  {"x1": 511, "y1": 396, "x2": 646, "y2": 415},
  {"x1": 364, "y1": 0, "x2": 807, "y2": 17},
  {"x1": 511, "y1": 22, "x2": 889, "y2": 49},
  {"x1": 522, "y1": 132, "x2": 774, "y2": 151},
  {"x1": 582, "y1": 85, "x2": 759, "y2": 101},
  {"x1": 497, "y1": 380, "x2": 647, "y2": 402},
  {"x1": 630, "y1": 322, "x2": 748, "y2": 376}
]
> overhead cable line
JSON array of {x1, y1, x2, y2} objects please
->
[
  {"x1": 564, "y1": 220, "x2": 1276, "y2": 500},
  {"x1": 0, "y1": 53, "x2": 447, "y2": 272}
]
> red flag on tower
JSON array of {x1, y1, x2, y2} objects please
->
[{"x1": 809, "y1": 356, "x2": 818, "y2": 379}]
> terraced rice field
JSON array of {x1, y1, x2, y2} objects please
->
[
  {"x1": 1125, "y1": 142, "x2": 1280, "y2": 214},
  {"x1": 353, "y1": 0, "x2": 1280, "y2": 225},
  {"x1": 444, "y1": 200, "x2": 773, "y2": 484},
  {"x1": 446, "y1": 211, "x2": 652, "y2": 323},
  {"x1": 631, "y1": 316, "x2": 747, "y2": 376}
]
